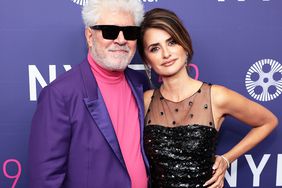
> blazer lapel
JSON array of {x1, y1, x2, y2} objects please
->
[{"x1": 80, "y1": 59, "x2": 126, "y2": 169}]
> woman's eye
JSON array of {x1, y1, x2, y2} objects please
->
[
  {"x1": 168, "y1": 40, "x2": 177, "y2": 46},
  {"x1": 150, "y1": 47, "x2": 159, "y2": 53}
]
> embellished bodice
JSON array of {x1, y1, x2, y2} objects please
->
[{"x1": 144, "y1": 83, "x2": 218, "y2": 188}]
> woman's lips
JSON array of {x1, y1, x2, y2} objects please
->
[{"x1": 161, "y1": 58, "x2": 178, "y2": 67}]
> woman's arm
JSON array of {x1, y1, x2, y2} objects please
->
[
  {"x1": 212, "y1": 85, "x2": 278, "y2": 163},
  {"x1": 204, "y1": 85, "x2": 278, "y2": 188}
]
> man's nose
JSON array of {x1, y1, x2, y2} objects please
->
[{"x1": 114, "y1": 31, "x2": 127, "y2": 45}]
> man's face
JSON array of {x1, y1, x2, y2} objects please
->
[{"x1": 86, "y1": 10, "x2": 137, "y2": 71}]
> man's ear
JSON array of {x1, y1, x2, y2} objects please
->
[{"x1": 85, "y1": 28, "x2": 93, "y2": 48}]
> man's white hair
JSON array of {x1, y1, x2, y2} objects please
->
[{"x1": 82, "y1": 0, "x2": 144, "y2": 27}]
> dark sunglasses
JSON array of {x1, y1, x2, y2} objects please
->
[{"x1": 90, "y1": 25, "x2": 140, "y2": 41}]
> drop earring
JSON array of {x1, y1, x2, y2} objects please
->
[
  {"x1": 145, "y1": 64, "x2": 152, "y2": 80},
  {"x1": 145, "y1": 63, "x2": 155, "y2": 88}
]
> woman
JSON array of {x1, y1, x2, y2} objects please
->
[{"x1": 137, "y1": 8, "x2": 278, "y2": 188}]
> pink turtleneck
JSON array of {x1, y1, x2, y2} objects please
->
[{"x1": 88, "y1": 53, "x2": 147, "y2": 188}]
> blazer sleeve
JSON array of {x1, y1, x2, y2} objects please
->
[{"x1": 28, "y1": 85, "x2": 71, "y2": 188}]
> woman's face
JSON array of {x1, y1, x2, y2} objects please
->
[{"x1": 143, "y1": 28, "x2": 187, "y2": 77}]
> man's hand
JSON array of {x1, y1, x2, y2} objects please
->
[{"x1": 203, "y1": 155, "x2": 228, "y2": 188}]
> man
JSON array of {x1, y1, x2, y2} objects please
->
[
  {"x1": 28, "y1": 0, "x2": 148, "y2": 187},
  {"x1": 28, "y1": 0, "x2": 227, "y2": 187}
]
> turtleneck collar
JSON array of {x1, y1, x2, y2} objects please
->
[{"x1": 87, "y1": 52, "x2": 125, "y2": 84}]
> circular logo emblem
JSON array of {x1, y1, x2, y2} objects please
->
[
  {"x1": 71, "y1": 0, "x2": 87, "y2": 6},
  {"x1": 245, "y1": 59, "x2": 282, "y2": 101}
]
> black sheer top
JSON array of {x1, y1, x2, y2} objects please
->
[{"x1": 144, "y1": 83, "x2": 218, "y2": 188}]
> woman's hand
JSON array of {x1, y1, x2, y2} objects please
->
[{"x1": 203, "y1": 155, "x2": 228, "y2": 188}]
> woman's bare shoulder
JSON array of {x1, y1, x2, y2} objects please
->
[
  {"x1": 211, "y1": 84, "x2": 233, "y2": 104},
  {"x1": 144, "y1": 89, "x2": 154, "y2": 104},
  {"x1": 144, "y1": 89, "x2": 154, "y2": 113}
]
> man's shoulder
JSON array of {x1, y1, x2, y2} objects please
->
[
  {"x1": 125, "y1": 67, "x2": 146, "y2": 81},
  {"x1": 42, "y1": 61, "x2": 87, "y2": 96},
  {"x1": 50, "y1": 65, "x2": 78, "y2": 87},
  {"x1": 125, "y1": 67, "x2": 150, "y2": 91}
]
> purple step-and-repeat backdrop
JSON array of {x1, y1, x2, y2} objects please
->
[{"x1": 0, "y1": 0, "x2": 281, "y2": 187}]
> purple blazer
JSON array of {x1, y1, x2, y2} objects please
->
[{"x1": 28, "y1": 59, "x2": 150, "y2": 188}]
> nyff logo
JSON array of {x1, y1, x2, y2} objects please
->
[
  {"x1": 70, "y1": 0, "x2": 158, "y2": 6},
  {"x1": 245, "y1": 59, "x2": 282, "y2": 102},
  {"x1": 71, "y1": 0, "x2": 87, "y2": 6}
]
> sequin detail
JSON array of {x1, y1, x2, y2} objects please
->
[{"x1": 144, "y1": 124, "x2": 217, "y2": 188}]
